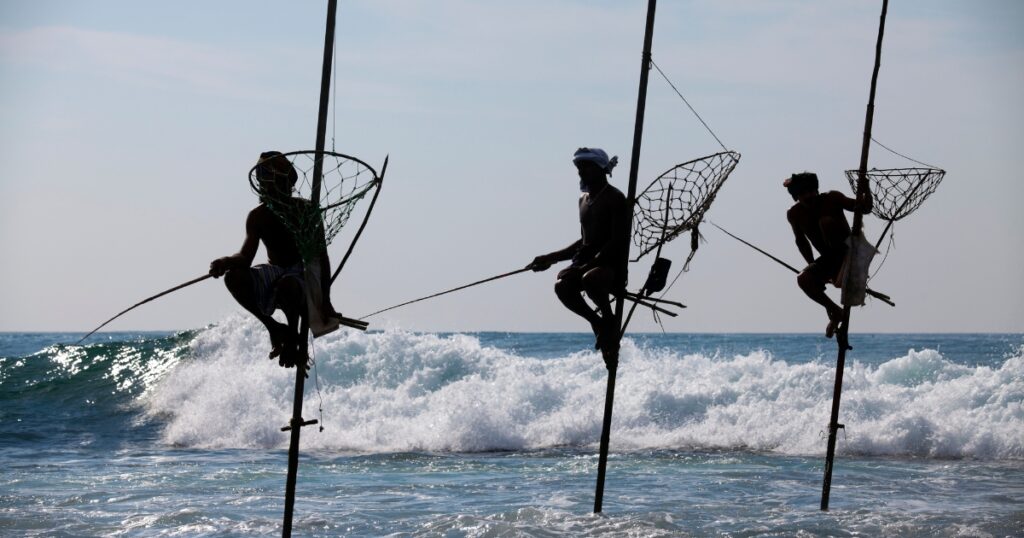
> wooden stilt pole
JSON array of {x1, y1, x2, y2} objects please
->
[
  {"x1": 821, "y1": 0, "x2": 888, "y2": 512},
  {"x1": 282, "y1": 319, "x2": 317, "y2": 537},
  {"x1": 282, "y1": 0, "x2": 338, "y2": 535},
  {"x1": 594, "y1": 0, "x2": 657, "y2": 514}
]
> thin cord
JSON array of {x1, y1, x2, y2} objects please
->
[
  {"x1": 653, "y1": 228, "x2": 703, "y2": 302},
  {"x1": 650, "y1": 58, "x2": 728, "y2": 152},
  {"x1": 870, "y1": 137, "x2": 938, "y2": 169},
  {"x1": 309, "y1": 333, "x2": 325, "y2": 432},
  {"x1": 656, "y1": 264, "x2": 686, "y2": 303},
  {"x1": 868, "y1": 225, "x2": 896, "y2": 282}
]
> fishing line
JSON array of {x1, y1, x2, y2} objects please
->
[{"x1": 869, "y1": 227, "x2": 896, "y2": 281}]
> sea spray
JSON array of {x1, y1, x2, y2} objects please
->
[
  {"x1": 3, "y1": 328, "x2": 1022, "y2": 535},
  {"x1": 141, "y1": 316, "x2": 1024, "y2": 459}
]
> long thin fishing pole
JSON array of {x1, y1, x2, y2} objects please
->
[
  {"x1": 361, "y1": 267, "x2": 530, "y2": 319},
  {"x1": 710, "y1": 221, "x2": 894, "y2": 307},
  {"x1": 709, "y1": 221, "x2": 800, "y2": 273},
  {"x1": 76, "y1": 274, "x2": 212, "y2": 345}
]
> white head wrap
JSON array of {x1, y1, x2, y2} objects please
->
[{"x1": 573, "y1": 147, "x2": 619, "y2": 176}]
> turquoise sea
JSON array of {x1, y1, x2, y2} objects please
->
[{"x1": 1, "y1": 317, "x2": 1022, "y2": 536}]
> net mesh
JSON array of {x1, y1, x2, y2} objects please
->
[
  {"x1": 249, "y1": 150, "x2": 380, "y2": 262},
  {"x1": 632, "y1": 151, "x2": 740, "y2": 262},
  {"x1": 845, "y1": 167, "x2": 945, "y2": 222}
]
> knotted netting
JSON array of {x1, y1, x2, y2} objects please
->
[
  {"x1": 632, "y1": 151, "x2": 740, "y2": 263},
  {"x1": 249, "y1": 150, "x2": 381, "y2": 262},
  {"x1": 845, "y1": 167, "x2": 945, "y2": 222}
]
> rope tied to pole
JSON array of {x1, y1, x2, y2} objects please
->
[{"x1": 650, "y1": 58, "x2": 729, "y2": 153}]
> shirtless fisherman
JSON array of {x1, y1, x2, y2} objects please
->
[
  {"x1": 784, "y1": 172, "x2": 872, "y2": 338},
  {"x1": 529, "y1": 148, "x2": 629, "y2": 368},
  {"x1": 209, "y1": 151, "x2": 339, "y2": 369}
]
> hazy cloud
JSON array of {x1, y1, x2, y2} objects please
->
[{"x1": 0, "y1": 26, "x2": 310, "y2": 104}]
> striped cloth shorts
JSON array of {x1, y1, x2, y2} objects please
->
[{"x1": 250, "y1": 263, "x2": 304, "y2": 316}]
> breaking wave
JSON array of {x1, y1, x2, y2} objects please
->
[{"x1": 143, "y1": 315, "x2": 1024, "y2": 459}]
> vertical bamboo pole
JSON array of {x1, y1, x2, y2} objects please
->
[
  {"x1": 309, "y1": 0, "x2": 338, "y2": 207},
  {"x1": 282, "y1": 319, "x2": 315, "y2": 537},
  {"x1": 821, "y1": 0, "x2": 888, "y2": 512},
  {"x1": 594, "y1": 0, "x2": 656, "y2": 514},
  {"x1": 282, "y1": 0, "x2": 338, "y2": 535}
]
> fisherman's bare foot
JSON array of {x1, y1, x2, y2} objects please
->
[
  {"x1": 279, "y1": 345, "x2": 310, "y2": 378},
  {"x1": 267, "y1": 322, "x2": 290, "y2": 359},
  {"x1": 590, "y1": 321, "x2": 603, "y2": 350},
  {"x1": 825, "y1": 307, "x2": 842, "y2": 339}
]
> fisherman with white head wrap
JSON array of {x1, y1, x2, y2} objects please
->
[{"x1": 528, "y1": 147, "x2": 629, "y2": 369}]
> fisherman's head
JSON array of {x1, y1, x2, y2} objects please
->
[
  {"x1": 573, "y1": 147, "x2": 618, "y2": 192},
  {"x1": 784, "y1": 171, "x2": 819, "y2": 202},
  {"x1": 255, "y1": 151, "x2": 298, "y2": 200}
]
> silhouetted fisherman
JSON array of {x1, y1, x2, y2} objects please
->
[
  {"x1": 209, "y1": 151, "x2": 339, "y2": 370},
  {"x1": 784, "y1": 172, "x2": 872, "y2": 338},
  {"x1": 530, "y1": 148, "x2": 629, "y2": 368}
]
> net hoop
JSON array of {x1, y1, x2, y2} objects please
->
[
  {"x1": 845, "y1": 167, "x2": 944, "y2": 222},
  {"x1": 632, "y1": 150, "x2": 740, "y2": 261},
  {"x1": 248, "y1": 150, "x2": 382, "y2": 262}
]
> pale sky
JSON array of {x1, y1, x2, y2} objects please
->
[{"x1": 1, "y1": 0, "x2": 1021, "y2": 333}]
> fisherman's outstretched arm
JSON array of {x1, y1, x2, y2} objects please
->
[
  {"x1": 209, "y1": 211, "x2": 260, "y2": 277},
  {"x1": 529, "y1": 240, "x2": 582, "y2": 271}
]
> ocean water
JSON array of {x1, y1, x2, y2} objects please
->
[{"x1": 1, "y1": 317, "x2": 1022, "y2": 536}]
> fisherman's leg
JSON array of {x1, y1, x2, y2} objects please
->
[
  {"x1": 582, "y1": 267, "x2": 620, "y2": 356},
  {"x1": 555, "y1": 267, "x2": 603, "y2": 329},
  {"x1": 582, "y1": 267, "x2": 615, "y2": 320},
  {"x1": 797, "y1": 269, "x2": 842, "y2": 336},
  {"x1": 274, "y1": 276, "x2": 308, "y2": 369},
  {"x1": 223, "y1": 268, "x2": 290, "y2": 349}
]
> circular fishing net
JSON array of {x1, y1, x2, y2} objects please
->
[
  {"x1": 632, "y1": 151, "x2": 740, "y2": 262},
  {"x1": 844, "y1": 167, "x2": 945, "y2": 222},
  {"x1": 249, "y1": 150, "x2": 381, "y2": 262}
]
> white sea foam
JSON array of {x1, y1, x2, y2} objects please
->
[{"x1": 144, "y1": 315, "x2": 1024, "y2": 459}]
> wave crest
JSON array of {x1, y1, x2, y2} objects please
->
[{"x1": 143, "y1": 317, "x2": 1024, "y2": 459}]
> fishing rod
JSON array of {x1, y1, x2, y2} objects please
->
[
  {"x1": 708, "y1": 221, "x2": 894, "y2": 307},
  {"x1": 361, "y1": 267, "x2": 531, "y2": 319},
  {"x1": 76, "y1": 274, "x2": 213, "y2": 345},
  {"x1": 77, "y1": 269, "x2": 370, "y2": 346},
  {"x1": 361, "y1": 262, "x2": 684, "y2": 321}
]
